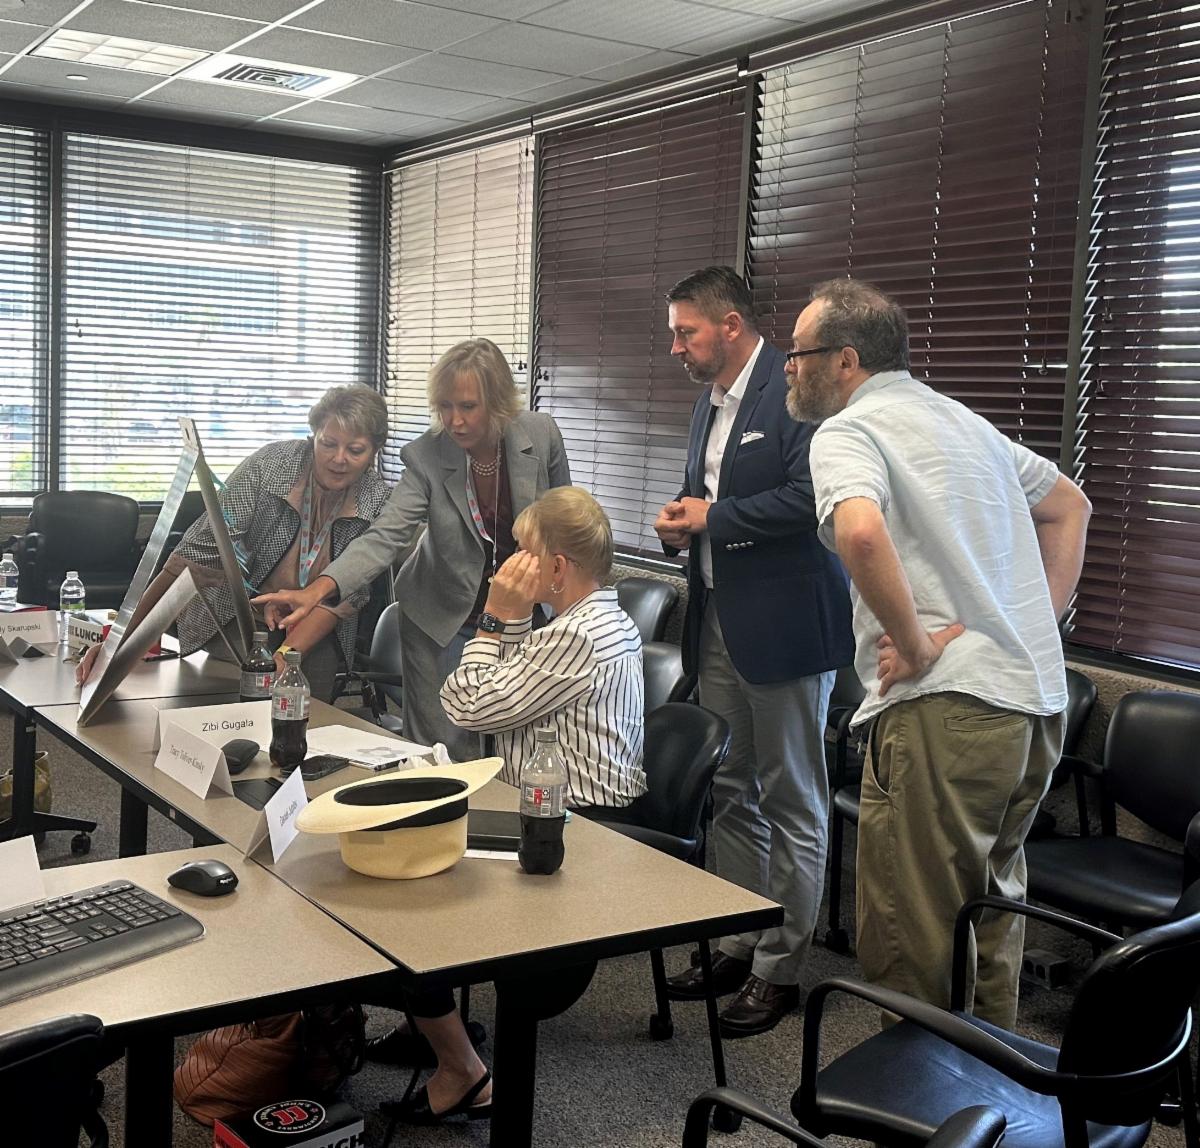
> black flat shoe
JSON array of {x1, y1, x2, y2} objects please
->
[
  {"x1": 381, "y1": 1069, "x2": 492, "y2": 1126},
  {"x1": 366, "y1": 1020, "x2": 487, "y2": 1067}
]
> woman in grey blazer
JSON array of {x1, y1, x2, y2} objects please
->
[{"x1": 256, "y1": 338, "x2": 570, "y2": 760}]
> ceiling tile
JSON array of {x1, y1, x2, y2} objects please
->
[
  {"x1": 445, "y1": 23, "x2": 647, "y2": 72},
  {"x1": 674, "y1": 13, "x2": 794, "y2": 56},
  {"x1": 336, "y1": 75, "x2": 491, "y2": 117},
  {"x1": 64, "y1": 0, "x2": 264, "y2": 52},
  {"x1": 140, "y1": 0, "x2": 302, "y2": 19},
  {"x1": 687, "y1": 0, "x2": 824, "y2": 18},
  {"x1": 271, "y1": 98, "x2": 438, "y2": 133},
  {"x1": 516, "y1": 75, "x2": 595, "y2": 102},
  {"x1": 0, "y1": 79, "x2": 125, "y2": 107},
  {"x1": 136, "y1": 76, "x2": 300, "y2": 114},
  {"x1": 0, "y1": 20, "x2": 43, "y2": 54},
  {"x1": 248, "y1": 116, "x2": 370, "y2": 138},
  {"x1": 127, "y1": 103, "x2": 260, "y2": 127},
  {"x1": 531, "y1": 0, "x2": 770, "y2": 51},
  {"x1": 418, "y1": 0, "x2": 561, "y2": 17},
  {"x1": 1, "y1": 52, "x2": 166, "y2": 95},
  {"x1": 380, "y1": 52, "x2": 566, "y2": 96},
  {"x1": 434, "y1": 93, "x2": 528, "y2": 122},
  {"x1": 0, "y1": 1, "x2": 90, "y2": 28},
  {"x1": 237, "y1": 26, "x2": 422, "y2": 74},
  {"x1": 583, "y1": 48, "x2": 694, "y2": 83},
  {"x1": 287, "y1": 0, "x2": 500, "y2": 52}
]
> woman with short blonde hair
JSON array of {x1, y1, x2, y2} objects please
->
[
  {"x1": 512, "y1": 485, "x2": 613, "y2": 584},
  {"x1": 428, "y1": 338, "x2": 522, "y2": 443}
]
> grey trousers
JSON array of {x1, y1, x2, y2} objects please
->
[
  {"x1": 399, "y1": 611, "x2": 483, "y2": 762},
  {"x1": 699, "y1": 600, "x2": 834, "y2": 986}
]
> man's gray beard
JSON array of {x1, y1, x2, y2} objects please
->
[{"x1": 786, "y1": 384, "x2": 830, "y2": 425}]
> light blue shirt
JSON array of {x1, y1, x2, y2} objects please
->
[{"x1": 810, "y1": 370, "x2": 1066, "y2": 727}]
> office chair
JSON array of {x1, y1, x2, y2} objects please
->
[
  {"x1": 333, "y1": 599, "x2": 404, "y2": 734},
  {"x1": 642, "y1": 640, "x2": 697, "y2": 712},
  {"x1": 13, "y1": 490, "x2": 140, "y2": 609},
  {"x1": 794, "y1": 894, "x2": 1200, "y2": 1148},
  {"x1": 683, "y1": 1095, "x2": 1006, "y2": 1148},
  {"x1": 0, "y1": 1013, "x2": 107, "y2": 1147},
  {"x1": 1028, "y1": 668, "x2": 1099, "y2": 839},
  {"x1": 1026, "y1": 688, "x2": 1200, "y2": 932},
  {"x1": 615, "y1": 576, "x2": 678, "y2": 643}
]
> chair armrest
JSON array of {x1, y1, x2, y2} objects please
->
[
  {"x1": 1185, "y1": 810, "x2": 1200, "y2": 887},
  {"x1": 683, "y1": 1086, "x2": 822, "y2": 1148},
  {"x1": 355, "y1": 671, "x2": 404, "y2": 687},
  {"x1": 595, "y1": 820, "x2": 695, "y2": 860},
  {"x1": 1056, "y1": 752, "x2": 1101, "y2": 779},
  {"x1": 928, "y1": 1106, "x2": 1006, "y2": 1148},
  {"x1": 951, "y1": 895, "x2": 1119, "y2": 1009}
]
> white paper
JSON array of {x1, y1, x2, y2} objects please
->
[
  {"x1": 154, "y1": 700, "x2": 270, "y2": 751},
  {"x1": 154, "y1": 720, "x2": 234, "y2": 799},
  {"x1": 464, "y1": 848, "x2": 520, "y2": 862},
  {"x1": 305, "y1": 725, "x2": 432, "y2": 768},
  {"x1": 0, "y1": 612, "x2": 58, "y2": 646},
  {"x1": 263, "y1": 765, "x2": 308, "y2": 862},
  {"x1": 0, "y1": 637, "x2": 17, "y2": 666},
  {"x1": 0, "y1": 837, "x2": 46, "y2": 912}
]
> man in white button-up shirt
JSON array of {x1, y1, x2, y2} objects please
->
[
  {"x1": 788, "y1": 277, "x2": 1091, "y2": 1027},
  {"x1": 653, "y1": 266, "x2": 854, "y2": 1037}
]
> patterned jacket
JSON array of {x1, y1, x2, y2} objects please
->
[{"x1": 172, "y1": 438, "x2": 391, "y2": 661}]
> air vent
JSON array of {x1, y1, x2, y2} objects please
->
[
  {"x1": 214, "y1": 62, "x2": 325, "y2": 93},
  {"x1": 178, "y1": 53, "x2": 358, "y2": 99}
]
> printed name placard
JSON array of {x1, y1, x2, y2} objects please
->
[
  {"x1": 154, "y1": 700, "x2": 270, "y2": 751},
  {"x1": 0, "y1": 613, "x2": 58, "y2": 646},
  {"x1": 247, "y1": 766, "x2": 308, "y2": 862},
  {"x1": 154, "y1": 720, "x2": 234, "y2": 800},
  {"x1": 0, "y1": 637, "x2": 17, "y2": 666}
]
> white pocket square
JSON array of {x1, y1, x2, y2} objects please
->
[{"x1": 740, "y1": 430, "x2": 765, "y2": 445}]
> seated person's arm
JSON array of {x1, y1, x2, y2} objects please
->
[{"x1": 271, "y1": 604, "x2": 341, "y2": 675}]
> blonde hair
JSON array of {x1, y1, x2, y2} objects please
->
[
  {"x1": 308, "y1": 385, "x2": 388, "y2": 450},
  {"x1": 514, "y1": 487, "x2": 613, "y2": 583},
  {"x1": 427, "y1": 338, "x2": 522, "y2": 441}
]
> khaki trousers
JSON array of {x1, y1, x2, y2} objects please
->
[{"x1": 856, "y1": 692, "x2": 1065, "y2": 1028}]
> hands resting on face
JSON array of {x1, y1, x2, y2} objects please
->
[{"x1": 483, "y1": 550, "x2": 541, "y2": 623}]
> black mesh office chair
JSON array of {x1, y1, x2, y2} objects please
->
[
  {"x1": 643, "y1": 640, "x2": 697, "y2": 712},
  {"x1": 13, "y1": 491, "x2": 141, "y2": 609},
  {"x1": 1027, "y1": 688, "x2": 1200, "y2": 931},
  {"x1": 794, "y1": 894, "x2": 1200, "y2": 1148},
  {"x1": 334, "y1": 600, "x2": 404, "y2": 734},
  {"x1": 0, "y1": 1013, "x2": 107, "y2": 1147},
  {"x1": 615, "y1": 576, "x2": 678, "y2": 643}
]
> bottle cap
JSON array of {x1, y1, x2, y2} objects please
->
[
  {"x1": 2, "y1": 553, "x2": 11, "y2": 561},
  {"x1": 67, "y1": 570, "x2": 79, "y2": 579},
  {"x1": 253, "y1": 629, "x2": 268, "y2": 642},
  {"x1": 284, "y1": 650, "x2": 302, "y2": 665},
  {"x1": 535, "y1": 726, "x2": 557, "y2": 743}
]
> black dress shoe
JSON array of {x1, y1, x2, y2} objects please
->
[
  {"x1": 718, "y1": 975, "x2": 800, "y2": 1037},
  {"x1": 366, "y1": 1020, "x2": 486, "y2": 1067},
  {"x1": 381, "y1": 1069, "x2": 492, "y2": 1125},
  {"x1": 665, "y1": 951, "x2": 751, "y2": 1000}
]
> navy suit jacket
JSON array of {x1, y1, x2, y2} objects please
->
[{"x1": 671, "y1": 343, "x2": 854, "y2": 684}]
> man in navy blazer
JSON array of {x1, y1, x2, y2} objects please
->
[{"x1": 654, "y1": 266, "x2": 853, "y2": 1037}]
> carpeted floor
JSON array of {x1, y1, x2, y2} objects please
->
[{"x1": 11, "y1": 716, "x2": 1189, "y2": 1147}]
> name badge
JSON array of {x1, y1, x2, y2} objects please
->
[
  {"x1": 154, "y1": 700, "x2": 271, "y2": 751},
  {"x1": 0, "y1": 612, "x2": 58, "y2": 646},
  {"x1": 154, "y1": 720, "x2": 234, "y2": 800},
  {"x1": 247, "y1": 765, "x2": 308, "y2": 862}
]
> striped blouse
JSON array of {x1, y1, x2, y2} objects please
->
[{"x1": 439, "y1": 588, "x2": 647, "y2": 808}]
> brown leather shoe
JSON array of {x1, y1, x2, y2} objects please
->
[
  {"x1": 718, "y1": 975, "x2": 800, "y2": 1037},
  {"x1": 665, "y1": 951, "x2": 751, "y2": 1000}
]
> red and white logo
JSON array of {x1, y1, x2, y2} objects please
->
[{"x1": 253, "y1": 1100, "x2": 325, "y2": 1134}]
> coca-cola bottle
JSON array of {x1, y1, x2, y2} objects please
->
[
  {"x1": 518, "y1": 727, "x2": 567, "y2": 875},
  {"x1": 269, "y1": 650, "x2": 309, "y2": 772},
  {"x1": 239, "y1": 630, "x2": 275, "y2": 702}
]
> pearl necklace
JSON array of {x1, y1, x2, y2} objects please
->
[{"x1": 470, "y1": 449, "x2": 501, "y2": 477}]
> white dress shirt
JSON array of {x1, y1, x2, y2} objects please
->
[{"x1": 700, "y1": 336, "x2": 764, "y2": 588}]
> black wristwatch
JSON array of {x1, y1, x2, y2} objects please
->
[{"x1": 477, "y1": 612, "x2": 507, "y2": 634}]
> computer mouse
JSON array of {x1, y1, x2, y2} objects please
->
[
  {"x1": 221, "y1": 738, "x2": 260, "y2": 776},
  {"x1": 167, "y1": 858, "x2": 239, "y2": 897}
]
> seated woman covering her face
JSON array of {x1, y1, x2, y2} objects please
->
[
  {"x1": 253, "y1": 338, "x2": 571, "y2": 760},
  {"x1": 77, "y1": 385, "x2": 392, "y2": 704},
  {"x1": 440, "y1": 485, "x2": 647, "y2": 808}
]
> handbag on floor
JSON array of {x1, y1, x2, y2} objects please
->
[
  {"x1": 173, "y1": 1005, "x2": 365, "y2": 1126},
  {"x1": 0, "y1": 750, "x2": 53, "y2": 821}
]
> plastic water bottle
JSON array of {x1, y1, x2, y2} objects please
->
[
  {"x1": 58, "y1": 570, "x2": 85, "y2": 641},
  {"x1": 0, "y1": 553, "x2": 17, "y2": 605},
  {"x1": 269, "y1": 650, "x2": 310, "y2": 772},
  {"x1": 239, "y1": 630, "x2": 276, "y2": 702},
  {"x1": 518, "y1": 727, "x2": 568, "y2": 875}
]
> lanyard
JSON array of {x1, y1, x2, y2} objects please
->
[
  {"x1": 298, "y1": 473, "x2": 337, "y2": 588},
  {"x1": 465, "y1": 462, "x2": 502, "y2": 579}
]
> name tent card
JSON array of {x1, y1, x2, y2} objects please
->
[
  {"x1": 247, "y1": 765, "x2": 308, "y2": 862},
  {"x1": 153, "y1": 700, "x2": 270, "y2": 751},
  {"x1": 0, "y1": 837, "x2": 45, "y2": 913},
  {"x1": 0, "y1": 637, "x2": 17, "y2": 666},
  {"x1": 0, "y1": 612, "x2": 58, "y2": 647},
  {"x1": 155, "y1": 720, "x2": 234, "y2": 800}
]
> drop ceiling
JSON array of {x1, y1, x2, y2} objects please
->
[{"x1": 0, "y1": 0, "x2": 882, "y2": 152}]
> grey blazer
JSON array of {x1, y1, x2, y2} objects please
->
[{"x1": 323, "y1": 411, "x2": 571, "y2": 647}]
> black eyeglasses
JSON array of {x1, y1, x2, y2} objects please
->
[{"x1": 784, "y1": 346, "x2": 833, "y2": 363}]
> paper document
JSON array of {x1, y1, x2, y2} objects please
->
[{"x1": 305, "y1": 725, "x2": 432, "y2": 770}]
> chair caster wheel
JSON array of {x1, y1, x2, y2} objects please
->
[
  {"x1": 648, "y1": 1014, "x2": 674, "y2": 1041},
  {"x1": 33, "y1": 831, "x2": 46, "y2": 847},
  {"x1": 824, "y1": 928, "x2": 850, "y2": 954},
  {"x1": 712, "y1": 1104, "x2": 742, "y2": 1133},
  {"x1": 1157, "y1": 1098, "x2": 1183, "y2": 1126},
  {"x1": 70, "y1": 832, "x2": 91, "y2": 855}
]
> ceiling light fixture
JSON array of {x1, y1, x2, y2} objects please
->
[
  {"x1": 65, "y1": 73, "x2": 88, "y2": 81},
  {"x1": 32, "y1": 30, "x2": 208, "y2": 75}
]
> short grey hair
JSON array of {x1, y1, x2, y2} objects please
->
[
  {"x1": 308, "y1": 384, "x2": 389, "y2": 450},
  {"x1": 809, "y1": 278, "x2": 909, "y2": 373}
]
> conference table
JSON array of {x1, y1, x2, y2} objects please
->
[
  {"x1": 0, "y1": 644, "x2": 239, "y2": 845},
  {"x1": 0, "y1": 845, "x2": 396, "y2": 1148},
  {"x1": 25, "y1": 683, "x2": 782, "y2": 1148}
]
